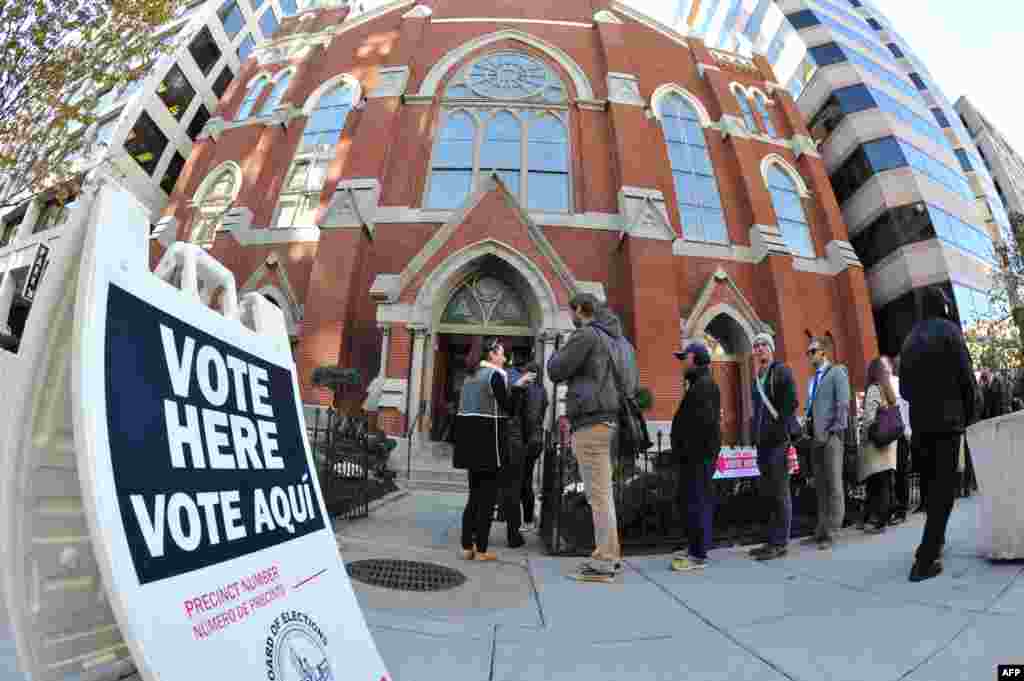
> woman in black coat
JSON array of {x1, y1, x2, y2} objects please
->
[{"x1": 453, "y1": 337, "x2": 535, "y2": 561}]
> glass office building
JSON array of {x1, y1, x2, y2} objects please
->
[{"x1": 670, "y1": 0, "x2": 1011, "y2": 352}]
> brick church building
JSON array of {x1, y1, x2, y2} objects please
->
[{"x1": 154, "y1": 0, "x2": 879, "y2": 457}]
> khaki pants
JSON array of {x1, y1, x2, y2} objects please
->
[{"x1": 573, "y1": 423, "x2": 621, "y2": 562}]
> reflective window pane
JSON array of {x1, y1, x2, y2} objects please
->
[
  {"x1": 527, "y1": 173, "x2": 568, "y2": 212},
  {"x1": 427, "y1": 170, "x2": 473, "y2": 209}
]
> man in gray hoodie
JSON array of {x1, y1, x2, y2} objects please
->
[{"x1": 548, "y1": 294, "x2": 639, "y2": 582}]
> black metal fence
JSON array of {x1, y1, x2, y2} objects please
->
[
  {"x1": 307, "y1": 409, "x2": 400, "y2": 521},
  {"x1": 539, "y1": 430, "x2": 923, "y2": 556}
]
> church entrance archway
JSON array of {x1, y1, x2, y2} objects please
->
[
  {"x1": 700, "y1": 312, "x2": 754, "y2": 446},
  {"x1": 426, "y1": 255, "x2": 543, "y2": 442}
]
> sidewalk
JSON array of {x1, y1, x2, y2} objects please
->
[
  {"x1": 1, "y1": 491, "x2": 1018, "y2": 681},
  {"x1": 341, "y1": 490, "x2": 1023, "y2": 681}
]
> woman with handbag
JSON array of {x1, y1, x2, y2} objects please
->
[{"x1": 859, "y1": 357, "x2": 901, "y2": 533}]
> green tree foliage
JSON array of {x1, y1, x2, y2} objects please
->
[
  {"x1": 0, "y1": 0, "x2": 187, "y2": 207},
  {"x1": 971, "y1": 211, "x2": 1024, "y2": 370}
]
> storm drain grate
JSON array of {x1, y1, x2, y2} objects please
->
[{"x1": 346, "y1": 559, "x2": 467, "y2": 592}]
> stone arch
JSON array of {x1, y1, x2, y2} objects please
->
[
  {"x1": 650, "y1": 83, "x2": 713, "y2": 127},
  {"x1": 691, "y1": 303, "x2": 756, "y2": 355},
  {"x1": 249, "y1": 284, "x2": 300, "y2": 336},
  {"x1": 302, "y1": 72, "x2": 362, "y2": 116},
  {"x1": 410, "y1": 238, "x2": 566, "y2": 332},
  {"x1": 190, "y1": 160, "x2": 243, "y2": 207},
  {"x1": 415, "y1": 29, "x2": 595, "y2": 101},
  {"x1": 761, "y1": 153, "x2": 811, "y2": 197}
]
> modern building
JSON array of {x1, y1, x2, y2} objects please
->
[
  {"x1": 152, "y1": 0, "x2": 879, "y2": 467},
  {"x1": 0, "y1": 0, "x2": 349, "y2": 346},
  {"x1": 672, "y1": 0, "x2": 1009, "y2": 353},
  {"x1": 955, "y1": 96, "x2": 1024, "y2": 220}
]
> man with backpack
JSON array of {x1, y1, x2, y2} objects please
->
[
  {"x1": 548, "y1": 294, "x2": 639, "y2": 583},
  {"x1": 802, "y1": 336, "x2": 851, "y2": 550},
  {"x1": 748, "y1": 332, "x2": 798, "y2": 561}
]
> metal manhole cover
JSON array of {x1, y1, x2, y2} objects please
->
[{"x1": 346, "y1": 559, "x2": 467, "y2": 592}]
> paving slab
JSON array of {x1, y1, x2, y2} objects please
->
[
  {"x1": 905, "y1": 613, "x2": 1024, "y2": 681},
  {"x1": 493, "y1": 618, "x2": 790, "y2": 681},
  {"x1": 371, "y1": 623, "x2": 493, "y2": 681},
  {"x1": 628, "y1": 552, "x2": 873, "y2": 628},
  {"x1": 731, "y1": 595, "x2": 972, "y2": 681},
  {"x1": 522, "y1": 556, "x2": 694, "y2": 641}
]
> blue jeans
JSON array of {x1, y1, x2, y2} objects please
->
[
  {"x1": 683, "y1": 459, "x2": 716, "y2": 559},
  {"x1": 757, "y1": 444, "x2": 791, "y2": 547}
]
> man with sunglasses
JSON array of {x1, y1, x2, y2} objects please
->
[{"x1": 802, "y1": 337, "x2": 851, "y2": 550}]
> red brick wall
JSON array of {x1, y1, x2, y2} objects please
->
[{"x1": 156, "y1": 0, "x2": 879, "y2": 420}]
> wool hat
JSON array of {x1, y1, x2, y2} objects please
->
[
  {"x1": 674, "y1": 342, "x2": 711, "y2": 366},
  {"x1": 752, "y1": 332, "x2": 775, "y2": 353}
]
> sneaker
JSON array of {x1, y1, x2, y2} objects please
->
[
  {"x1": 754, "y1": 545, "x2": 788, "y2": 561},
  {"x1": 475, "y1": 551, "x2": 498, "y2": 562},
  {"x1": 909, "y1": 560, "x2": 943, "y2": 582},
  {"x1": 799, "y1": 535, "x2": 823, "y2": 546},
  {"x1": 747, "y1": 544, "x2": 771, "y2": 558},
  {"x1": 521, "y1": 522, "x2": 537, "y2": 533},
  {"x1": 864, "y1": 525, "x2": 886, "y2": 535},
  {"x1": 569, "y1": 563, "x2": 616, "y2": 583},
  {"x1": 460, "y1": 546, "x2": 476, "y2": 560},
  {"x1": 507, "y1": 533, "x2": 525, "y2": 549},
  {"x1": 671, "y1": 557, "x2": 706, "y2": 572}
]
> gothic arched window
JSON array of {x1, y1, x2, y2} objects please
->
[
  {"x1": 302, "y1": 82, "x2": 356, "y2": 152},
  {"x1": 733, "y1": 87, "x2": 759, "y2": 133},
  {"x1": 425, "y1": 51, "x2": 571, "y2": 211},
  {"x1": 766, "y1": 165, "x2": 815, "y2": 257},
  {"x1": 753, "y1": 92, "x2": 777, "y2": 138},
  {"x1": 236, "y1": 75, "x2": 270, "y2": 120},
  {"x1": 190, "y1": 166, "x2": 239, "y2": 245},
  {"x1": 658, "y1": 92, "x2": 727, "y2": 244},
  {"x1": 441, "y1": 275, "x2": 529, "y2": 329},
  {"x1": 256, "y1": 72, "x2": 292, "y2": 116}
]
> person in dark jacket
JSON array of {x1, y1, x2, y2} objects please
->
[
  {"x1": 548, "y1": 294, "x2": 639, "y2": 582},
  {"x1": 501, "y1": 364, "x2": 528, "y2": 548},
  {"x1": 981, "y1": 369, "x2": 1009, "y2": 420},
  {"x1": 454, "y1": 337, "x2": 535, "y2": 561},
  {"x1": 747, "y1": 332, "x2": 798, "y2": 561},
  {"x1": 518, "y1": 361, "x2": 548, "y2": 530},
  {"x1": 669, "y1": 341, "x2": 722, "y2": 572},
  {"x1": 899, "y1": 286, "x2": 977, "y2": 582}
]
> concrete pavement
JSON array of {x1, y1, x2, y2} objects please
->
[
  {"x1": 2, "y1": 490, "x2": 1020, "y2": 681},
  {"x1": 343, "y1": 490, "x2": 1023, "y2": 681}
]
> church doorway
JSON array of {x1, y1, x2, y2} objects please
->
[
  {"x1": 701, "y1": 313, "x2": 754, "y2": 446},
  {"x1": 424, "y1": 256, "x2": 540, "y2": 443}
]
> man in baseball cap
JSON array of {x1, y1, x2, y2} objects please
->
[{"x1": 669, "y1": 341, "x2": 721, "y2": 571}]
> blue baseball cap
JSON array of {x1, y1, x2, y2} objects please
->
[{"x1": 674, "y1": 342, "x2": 711, "y2": 366}]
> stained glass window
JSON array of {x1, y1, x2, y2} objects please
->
[
  {"x1": 446, "y1": 52, "x2": 566, "y2": 103},
  {"x1": 441, "y1": 276, "x2": 529, "y2": 327}
]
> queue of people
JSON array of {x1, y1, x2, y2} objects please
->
[{"x1": 451, "y1": 284, "x2": 986, "y2": 585}]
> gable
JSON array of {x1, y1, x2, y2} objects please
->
[
  {"x1": 682, "y1": 267, "x2": 767, "y2": 341},
  {"x1": 393, "y1": 173, "x2": 579, "y2": 306}
]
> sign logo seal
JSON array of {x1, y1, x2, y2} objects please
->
[{"x1": 265, "y1": 611, "x2": 333, "y2": 681}]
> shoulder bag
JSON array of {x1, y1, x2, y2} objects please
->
[
  {"x1": 597, "y1": 331, "x2": 653, "y2": 454},
  {"x1": 867, "y1": 388, "x2": 904, "y2": 448}
]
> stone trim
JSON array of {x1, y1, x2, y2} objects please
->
[
  {"x1": 681, "y1": 267, "x2": 766, "y2": 341},
  {"x1": 416, "y1": 29, "x2": 596, "y2": 100},
  {"x1": 749, "y1": 223, "x2": 791, "y2": 262},
  {"x1": 672, "y1": 239, "x2": 757, "y2": 262},
  {"x1": 368, "y1": 66, "x2": 411, "y2": 99},
  {"x1": 592, "y1": 10, "x2": 622, "y2": 24},
  {"x1": 790, "y1": 135, "x2": 820, "y2": 160},
  {"x1": 321, "y1": 177, "x2": 382, "y2": 237},
  {"x1": 431, "y1": 18, "x2": 593, "y2": 28},
  {"x1": 372, "y1": 205, "x2": 623, "y2": 230},
  {"x1": 617, "y1": 186, "x2": 676, "y2": 241},
  {"x1": 607, "y1": 72, "x2": 645, "y2": 107},
  {"x1": 228, "y1": 226, "x2": 321, "y2": 246},
  {"x1": 608, "y1": 1, "x2": 692, "y2": 51},
  {"x1": 402, "y1": 4, "x2": 431, "y2": 18},
  {"x1": 575, "y1": 99, "x2": 607, "y2": 112},
  {"x1": 649, "y1": 83, "x2": 713, "y2": 127},
  {"x1": 152, "y1": 216, "x2": 177, "y2": 249}
]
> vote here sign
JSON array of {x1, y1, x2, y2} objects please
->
[{"x1": 71, "y1": 189, "x2": 388, "y2": 681}]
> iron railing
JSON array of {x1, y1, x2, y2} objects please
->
[
  {"x1": 307, "y1": 409, "x2": 384, "y2": 521},
  {"x1": 539, "y1": 427, "x2": 922, "y2": 556}
]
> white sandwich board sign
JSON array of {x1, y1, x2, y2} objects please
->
[{"x1": 0, "y1": 172, "x2": 389, "y2": 681}]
